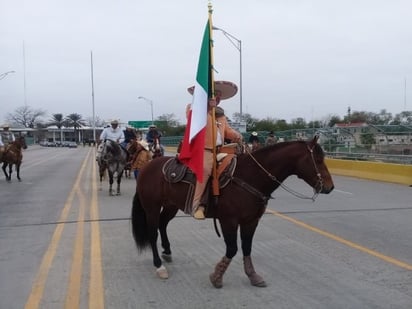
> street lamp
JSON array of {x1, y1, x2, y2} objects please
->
[
  {"x1": 213, "y1": 26, "x2": 243, "y2": 119},
  {"x1": 0, "y1": 70, "x2": 15, "y2": 80},
  {"x1": 138, "y1": 96, "x2": 154, "y2": 124}
]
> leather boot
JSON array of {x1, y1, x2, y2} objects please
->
[{"x1": 209, "y1": 256, "x2": 231, "y2": 288}]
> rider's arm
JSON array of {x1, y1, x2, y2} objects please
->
[
  {"x1": 99, "y1": 129, "x2": 106, "y2": 141},
  {"x1": 118, "y1": 131, "x2": 125, "y2": 144},
  {"x1": 220, "y1": 116, "x2": 242, "y2": 143}
]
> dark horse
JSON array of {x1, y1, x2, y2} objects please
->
[
  {"x1": 131, "y1": 136, "x2": 334, "y2": 288},
  {"x1": 97, "y1": 139, "x2": 128, "y2": 195},
  {"x1": 1, "y1": 136, "x2": 28, "y2": 182}
]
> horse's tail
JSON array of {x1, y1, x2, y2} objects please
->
[{"x1": 131, "y1": 192, "x2": 150, "y2": 252}]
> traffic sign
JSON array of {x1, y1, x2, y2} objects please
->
[{"x1": 128, "y1": 121, "x2": 152, "y2": 128}]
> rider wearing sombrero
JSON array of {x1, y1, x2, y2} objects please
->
[
  {"x1": 185, "y1": 81, "x2": 243, "y2": 220},
  {"x1": 0, "y1": 124, "x2": 15, "y2": 162},
  {"x1": 96, "y1": 119, "x2": 125, "y2": 161}
]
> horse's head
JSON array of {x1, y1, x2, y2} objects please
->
[
  {"x1": 102, "y1": 139, "x2": 126, "y2": 162},
  {"x1": 295, "y1": 136, "x2": 334, "y2": 194},
  {"x1": 19, "y1": 136, "x2": 28, "y2": 149},
  {"x1": 13, "y1": 136, "x2": 27, "y2": 150}
]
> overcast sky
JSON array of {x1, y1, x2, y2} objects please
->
[{"x1": 1, "y1": 0, "x2": 411, "y2": 126}]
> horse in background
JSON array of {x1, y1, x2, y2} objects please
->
[
  {"x1": 97, "y1": 139, "x2": 128, "y2": 195},
  {"x1": 131, "y1": 136, "x2": 334, "y2": 286},
  {"x1": 149, "y1": 136, "x2": 163, "y2": 158},
  {"x1": 1, "y1": 135, "x2": 28, "y2": 182},
  {"x1": 122, "y1": 139, "x2": 137, "y2": 179}
]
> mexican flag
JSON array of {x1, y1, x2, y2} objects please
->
[{"x1": 179, "y1": 21, "x2": 211, "y2": 182}]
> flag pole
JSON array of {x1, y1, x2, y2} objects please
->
[{"x1": 208, "y1": 2, "x2": 219, "y2": 196}]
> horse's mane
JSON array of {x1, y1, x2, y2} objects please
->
[
  {"x1": 106, "y1": 139, "x2": 122, "y2": 156},
  {"x1": 241, "y1": 139, "x2": 324, "y2": 160}
]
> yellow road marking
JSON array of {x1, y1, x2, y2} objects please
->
[
  {"x1": 25, "y1": 149, "x2": 91, "y2": 309},
  {"x1": 266, "y1": 209, "x2": 412, "y2": 271},
  {"x1": 89, "y1": 153, "x2": 105, "y2": 309},
  {"x1": 64, "y1": 151, "x2": 90, "y2": 308}
]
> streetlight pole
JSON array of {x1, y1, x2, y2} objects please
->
[
  {"x1": 213, "y1": 26, "x2": 243, "y2": 120},
  {"x1": 138, "y1": 96, "x2": 154, "y2": 124},
  {"x1": 0, "y1": 71, "x2": 15, "y2": 80}
]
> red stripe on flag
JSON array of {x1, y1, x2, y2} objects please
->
[{"x1": 178, "y1": 110, "x2": 206, "y2": 182}]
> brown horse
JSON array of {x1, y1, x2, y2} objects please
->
[
  {"x1": 131, "y1": 136, "x2": 334, "y2": 288},
  {"x1": 1, "y1": 136, "x2": 27, "y2": 182}
]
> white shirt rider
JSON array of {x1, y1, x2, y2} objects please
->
[
  {"x1": 0, "y1": 128, "x2": 15, "y2": 147},
  {"x1": 99, "y1": 121, "x2": 125, "y2": 144}
]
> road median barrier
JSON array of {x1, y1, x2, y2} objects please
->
[{"x1": 325, "y1": 158, "x2": 412, "y2": 186}]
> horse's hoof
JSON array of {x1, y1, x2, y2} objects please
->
[
  {"x1": 252, "y1": 280, "x2": 267, "y2": 287},
  {"x1": 161, "y1": 253, "x2": 172, "y2": 263},
  {"x1": 209, "y1": 273, "x2": 223, "y2": 289},
  {"x1": 116, "y1": 192, "x2": 121, "y2": 196},
  {"x1": 249, "y1": 274, "x2": 267, "y2": 287},
  {"x1": 155, "y1": 265, "x2": 169, "y2": 279}
]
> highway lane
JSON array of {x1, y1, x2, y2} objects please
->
[{"x1": 0, "y1": 145, "x2": 411, "y2": 308}]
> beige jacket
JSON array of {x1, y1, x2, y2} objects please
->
[{"x1": 186, "y1": 104, "x2": 242, "y2": 150}]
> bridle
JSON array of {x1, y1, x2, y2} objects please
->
[{"x1": 244, "y1": 143, "x2": 324, "y2": 201}]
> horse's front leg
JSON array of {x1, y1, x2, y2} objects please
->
[
  {"x1": 1, "y1": 163, "x2": 9, "y2": 180},
  {"x1": 159, "y1": 207, "x2": 179, "y2": 262},
  {"x1": 209, "y1": 221, "x2": 237, "y2": 288},
  {"x1": 6, "y1": 164, "x2": 12, "y2": 182},
  {"x1": 108, "y1": 172, "x2": 114, "y2": 196},
  {"x1": 116, "y1": 172, "x2": 123, "y2": 195},
  {"x1": 16, "y1": 163, "x2": 21, "y2": 182},
  {"x1": 240, "y1": 221, "x2": 266, "y2": 287}
]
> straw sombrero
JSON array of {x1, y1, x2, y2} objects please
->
[{"x1": 187, "y1": 80, "x2": 238, "y2": 100}]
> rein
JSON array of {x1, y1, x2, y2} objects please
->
[{"x1": 245, "y1": 144, "x2": 323, "y2": 202}]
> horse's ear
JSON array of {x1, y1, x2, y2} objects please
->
[{"x1": 310, "y1": 135, "x2": 319, "y2": 147}]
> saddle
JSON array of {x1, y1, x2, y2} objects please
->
[{"x1": 162, "y1": 153, "x2": 238, "y2": 215}]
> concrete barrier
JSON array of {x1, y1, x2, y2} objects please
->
[{"x1": 325, "y1": 158, "x2": 412, "y2": 186}]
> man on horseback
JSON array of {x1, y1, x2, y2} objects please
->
[
  {"x1": 96, "y1": 119, "x2": 125, "y2": 161},
  {"x1": 121, "y1": 125, "x2": 136, "y2": 148},
  {"x1": 183, "y1": 81, "x2": 243, "y2": 220},
  {"x1": 146, "y1": 124, "x2": 164, "y2": 156},
  {"x1": 0, "y1": 124, "x2": 15, "y2": 162}
]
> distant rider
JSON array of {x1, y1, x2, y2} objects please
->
[
  {"x1": 121, "y1": 125, "x2": 136, "y2": 148},
  {"x1": 96, "y1": 119, "x2": 125, "y2": 161},
  {"x1": 146, "y1": 124, "x2": 164, "y2": 155},
  {"x1": 0, "y1": 124, "x2": 16, "y2": 162}
]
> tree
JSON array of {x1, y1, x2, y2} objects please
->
[
  {"x1": 360, "y1": 133, "x2": 375, "y2": 149},
  {"x1": 85, "y1": 116, "x2": 106, "y2": 127},
  {"x1": 327, "y1": 115, "x2": 342, "y2": 127},
  {"x1": 156, "y1": 113, "x2": 180, "y2": 127},
  {"x1": 49, "y1": 113, "x2": 65, "y2": 142},
  {"x1": 344, "y1": 110, "x2": 368, "y2": 123},
  {"x1": 290, "y1": 117, "x2": 307, "y2": 129},
  {"x1": 65, "y1": 113, "x2": 86, "y2": 142},
  {"x1": 392, "y1": 111, "x2": 412, "y2": 125},
  {"x1": 7, "y1": 105, "x2": 46, "y2": 128}
]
